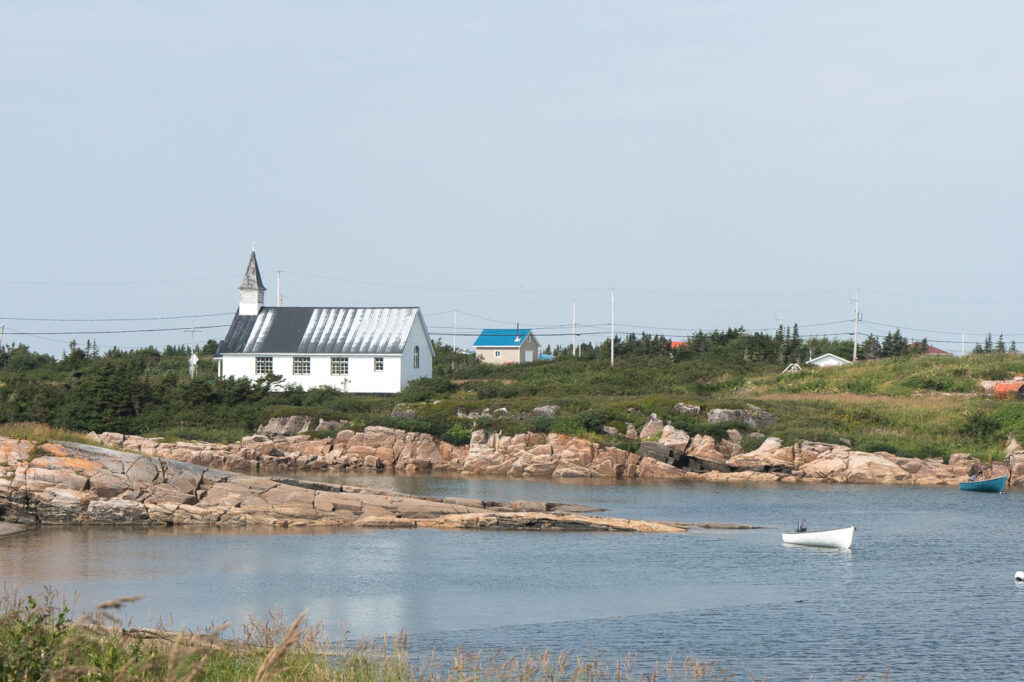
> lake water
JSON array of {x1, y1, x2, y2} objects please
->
[{"x1": 3, "y1": 474, "x2": 1023, "y2": 680}]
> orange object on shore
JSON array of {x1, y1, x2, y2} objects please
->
[{"x1": 994, "y1": 381, "x2": 1024, "y2": 399}]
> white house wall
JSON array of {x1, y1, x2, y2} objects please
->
[
  {"x1": 221, "y1": 354, "x2": 405, "y2": 393},
  {"x1": 399, "y1": 321, "x2": 433, "y2": 389}
]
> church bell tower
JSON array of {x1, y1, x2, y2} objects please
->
[{"x1": 238, "y1": 249, "x2": 266, "y2": 316}]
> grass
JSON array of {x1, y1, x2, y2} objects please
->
[
  {"x1": 0, "y1": 422, "x2": 98, "y2": 446},
  {"x1": 6, "y1": 343, "x2": 1024, "y2": 464},
  {"x1": 0, "y1": 586, "x2": 737, "y2": 681}
]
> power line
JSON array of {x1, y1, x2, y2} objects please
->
[
  {"x1": 3, "y1": 325, "x2": 229, "y2": 336},
  {"x1": 0, "y1": 275, "x2": 236, "y2": 286},
  {"x1": 0, "y1": 312, "x2": 232, "y2": 322}
]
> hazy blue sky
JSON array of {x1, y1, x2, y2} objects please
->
[{"x1": 2, "y1": 1, "x2": 1022, "y2": 356}]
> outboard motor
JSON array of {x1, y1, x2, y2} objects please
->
[
  {"x1": 1015, "y1": 571, "x2": 1024, "y2": 583},
  {"x1": 795, "y1": 520, "x2": 807, "y2": 533}
]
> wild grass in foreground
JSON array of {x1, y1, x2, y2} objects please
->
[{"x1": 0, "y1": 586, "x2": 745, "y2": 681}]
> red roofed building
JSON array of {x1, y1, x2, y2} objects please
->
[{"x1": 910, "y1": 342, "x2": 953, "y2": 356}]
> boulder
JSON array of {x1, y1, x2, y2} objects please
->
[
  {"x1": 390, "y1": 404, "x2": 416, "y2": 419},
  {"x1": 728, "y1": 438, "x2": 793, "y2": 471},
  {"x1": 636, "y1": 457, "x2": 686, "y2": 479},
  {"x1": 639, "y1": 414, "x2": 664, "y2": 440},
  {"x1": 258, "y1": 416, "x2": 312, "y2": 436},
  {"x1": 948, "y1": 453, "x2": 983, "y2": 478},
  {"x1": 707, "y1": 406, "x2": 774, "y2": 430},
  {"x1": 532, "y1": 405, "x2": 559, "y2": 417},
  {"x1": 1006, "y1": 435, "x2": 1021, "y2": 456},
  {"x1": 846, "y1": 452, "x2": 912, "y2": 484},
  {"x1": 659, "y1": 425, "x2": 691, "y2": 450},
  {"x1": 799, "y1": 453, "x2": 849, "y2": 481},
  {"x1": 316, "y1": 419, "x2": 351, "y2": 432},
  {"x1": 673, "y1": 403, "x2": 701, "y2": 416}
]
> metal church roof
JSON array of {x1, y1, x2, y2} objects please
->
[
  {"x1": 216, "y1": 307, "x2": 429, "y2": 356},
  {"x1": 472, "y1": 329, "x2": 534, "y2": 347}
]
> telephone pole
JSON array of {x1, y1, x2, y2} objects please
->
[
  {"x1": 276, "y1": 271, "x2": 282, "y2": 306},
  {"x1": 453, "y1": 310, "x2": 457, "y2": 351},
  {"x1": 852, "y1": 290, "x2": 861, "y2": 361},
  {"x1": 571, "y1": 301, "x2": 577, "y2": 356},
  {"x1": 610, "y1": 289, "x2": 615, "y2": 368}
]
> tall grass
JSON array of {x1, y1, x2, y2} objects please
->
[
  {"x1": 0, "y1": 422, "x2": 98, "y2": 446},
  {"x1": 0, "y1": 586, "x2": 737, "y2": 681}
]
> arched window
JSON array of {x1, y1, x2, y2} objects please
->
[{"x1": 413, "y1": 346, "x2": 420, "y2": 369}]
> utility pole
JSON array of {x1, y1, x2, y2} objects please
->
[
  {"x1": 572, "y1": 301, "x2": 577, "y2": 356},
  {"x1": 453, "y1": 310, "x2": 457, "y2": 351},
  {"x1": 188, "y1": 321, "x2": 198, "y2": 379},
  {"x1": 610, "y1": 289, "x2": 615, "y2": 368},
  {"x1": 962, "y1": 331, "x2": 966, "y2": 357},
  {"x1": 276, "y1": 271, "x2": 282, "y2": 306},
  {"x1": 852, "y1": 289, "x2": 861, "y2": 361},
  {"x1": 0, "y1": 324, "x2": 4, "y2": 346}
]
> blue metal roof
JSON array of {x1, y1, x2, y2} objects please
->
[{"x1": 472, "y1": 329, "x2": 534, "y2": 347}]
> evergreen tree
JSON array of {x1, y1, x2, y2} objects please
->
[
  {"x1": 997, "y1": 334, "x2": 1006, "y2": 353},
  {"x1": 881, "y1": 329, "x2": 908, "y2": 357},
  {"x1": 984, "y1": 333, "x2": 993, "y2": 353},
  {"x1": 1012, "y1": 340, "x2": 1018, "y2": 353},
  {"x1": 860, "y1": 334, "x2": 882, "y2": 360}
]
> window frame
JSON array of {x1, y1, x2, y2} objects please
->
[
  {"x1": 331, "y1": 356, "x2": 349, "y2": 375},
  {"x1": 413, "y1": 346, "x2": 420, "y2": 369},
  {"x1": 374, "y1": 356, "x2": 384, "y2": 372},
  {"x1": 255, "y1": 356, "x2": 273, "y2": 375},
  {"x1": 292, "y1": 356, "x2": 311, "y2": 375}
]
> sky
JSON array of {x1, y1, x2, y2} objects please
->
[{"x1": 2, "y1": 1, "x2": 1023, "y2": 356}]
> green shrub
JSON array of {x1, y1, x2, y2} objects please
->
[
  {"x1": 740, "y1": 434, "x2": 767, "y2": 452},
  {"x1": 441, "y1": 421, "x2": 473, "y2": 446},
  {"x1": 0, "y1": 590, "x2": 71, "y2": 681}
]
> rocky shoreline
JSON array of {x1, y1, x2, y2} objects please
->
[
  {"x1": 86, "y1": 415, "x2": 1024, "y2": 488},
  {"x1": 0, "y1": 437, "x2": 734, "y2": 533}
]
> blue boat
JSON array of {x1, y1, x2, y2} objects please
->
[{"x1": 959, "y1": 475, "x2": 1008, "y2": 493}]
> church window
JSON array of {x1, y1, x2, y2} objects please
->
[
  {"x1": 293, "y1": 357, "x2": 311, "y2": 375},
  {"x1": 374, "y1": 357, "x2": 384, "y2": 372},
  {"x1": 331, "y1": 357, "x2": 348, "y2": 375},
  {"x1": 413, "y1": 346, "x2": 420, "y2": 369},
  {"x1": 255, "y1": 357, "x2": 273, "y2": 375}
]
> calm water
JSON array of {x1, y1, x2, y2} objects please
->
[{"x1": 3, "y1": 474, "x2": 1023, "y2": 681}]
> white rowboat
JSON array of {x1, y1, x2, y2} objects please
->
[{"x1": 781, "y1": 525, "x2": 855, "y2": 549}]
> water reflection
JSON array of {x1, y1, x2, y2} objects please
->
[{"x1": 2, "y1": 478, "x2": 1022, "y2": 680}]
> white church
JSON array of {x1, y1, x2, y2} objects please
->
[{"x1": 215, "y1": 251, "x2": 433, "y2": 393}]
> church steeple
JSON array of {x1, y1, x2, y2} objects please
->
[{"x1": 238, "y1": 249, "x2": 266, "y2": 315}]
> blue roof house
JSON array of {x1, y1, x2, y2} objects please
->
[{"x1": 472, "y1": 328, "x2": 541, "y2": 364}]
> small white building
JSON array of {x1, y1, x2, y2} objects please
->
[
  {"x1": 215, "y1": 251, "x2": 433, "y2": 393},
  {"x1": 806, "y1": 353, "x2": 852, "y2": 368}
]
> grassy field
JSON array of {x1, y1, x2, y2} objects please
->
[{"x1": 4, "y1": 339, "x2": 1024, "y2": 462}]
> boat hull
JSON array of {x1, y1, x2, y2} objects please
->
[
  {"x1": 959, "y1": 476, "x2": 1007, "y2": 493},
  {"x1": 781, "y1": 525, "x2": 855, "y2": 549}
]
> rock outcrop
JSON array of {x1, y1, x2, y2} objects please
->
[
  {"x1": 83, "y1": 420, "x2": 1012, "y2": 489},
  {"x1": 0, "y1": 438, "x2": 696, "y2": 532}
]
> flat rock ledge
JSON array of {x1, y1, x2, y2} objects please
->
[
  {"x1": 0, "y1": 437, "x2": 698, "y2": 533},
  {"x1": 88, "y1": 425, "x2": 1024, "y2": 487}
]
